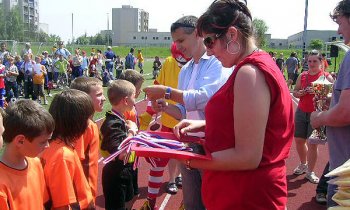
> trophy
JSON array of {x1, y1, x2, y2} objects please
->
[{"x1": 308, "y1": 75, "x2": 333, "y2": 144}]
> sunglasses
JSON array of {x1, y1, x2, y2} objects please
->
[{"x1": 203, "y1": 34, "x2": 222, "y2": 49}]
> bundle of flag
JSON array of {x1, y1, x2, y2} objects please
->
[{"x1": 102, "y1": 132, "x2": 192, "y2": 170}]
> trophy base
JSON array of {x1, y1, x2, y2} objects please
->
[{"x1": 308, "y1": 130, "x2": 327, "y2": 145}]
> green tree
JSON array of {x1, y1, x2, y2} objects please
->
[
  {"x1": 0, "y1": 5, "x2": 23, "y2": 41},
  {"x1": 309, "y1": 39, "x2": 324, "y2": 50},
  {"x1": 94, "y1": 33, "x2": 104, "y2": 45},
  {"x1": 253, "y1": 18, "x2": 268, "y2": 48},
  {"x1": 76, "y1": 33, "x2": 90, "y2": 45}
]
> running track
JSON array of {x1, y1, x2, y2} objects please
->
[{"x1": 95, "y1": 95, "x2": 328, "y2": 210}]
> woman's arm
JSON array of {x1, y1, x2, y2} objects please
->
[{"x1": 188, "y1": 64, "x2": 270, "y2": 171}]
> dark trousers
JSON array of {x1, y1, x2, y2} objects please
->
[
  {"x1": 316, "y1": 162, "x2": 330, "y2": 194},
  {"x1": 102, "y1": 160, "x2": 134, "y2": 210}
]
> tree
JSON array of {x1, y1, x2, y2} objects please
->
[
  {"x1": 309, "y1": 39, "x2": 324, "y2": 50},
  {"x1": 252, "y1": 18, "x2": 268, "y2": 48},
  {"x1": 76, "y1": 33, "x2": 90, "y2": 45}
]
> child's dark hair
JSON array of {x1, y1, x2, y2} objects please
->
[
  {"x1": 49, "y1": 89, "x2": 94, "y2": 145},
  {"x1": 3, "y1": 99, "x2": 55, "y2": 143},
  {"x1": 70, "y1": 77, "x2": 102, "y2": 94},
  {"x1": 119, "y1": 69, "x2": 144, "y2": 86},
  {"x1": 107, "y1": 80, "x2": 135, "y2": 105}
]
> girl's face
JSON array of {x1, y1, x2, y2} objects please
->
[{"x1": 307, "y1": 55, "x2": 322, "y2": 70}]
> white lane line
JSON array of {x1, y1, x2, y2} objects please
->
[{"x1": 159, "y1": 193, "x2": 172, "y2": 210}]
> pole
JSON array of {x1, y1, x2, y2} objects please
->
[
  {"x1": 72, "y1": 13, "x2": 74, "y2": 45},
  {"x1": 302, "y1": 0, "x2": 309, "y2": 57},
  {"x1": 107, "y1": 13, "x2": 110, "y2": 46}
]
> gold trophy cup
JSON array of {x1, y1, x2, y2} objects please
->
[{"x1": 308, "y1": 75, "x2": 333, "y2": 144}]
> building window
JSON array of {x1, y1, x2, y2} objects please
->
[
  {"x1": 133, "y1": 36, "x2": 136, "y2": 40},
  {"x1": 156, "y1": 37, "x2": 158, "y2": 40},
  {"x1": 141, "y1": 36, "x2": 144, "y2": 40}
]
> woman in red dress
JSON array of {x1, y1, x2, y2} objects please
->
[{"x1": 173, "y1": 0, "x2": 294, "y2": 209}]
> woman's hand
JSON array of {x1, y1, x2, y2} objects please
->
[
  {"x1": 173, "y1": 119, "x2": 206, "y2": 139},
  {"x1": 143, "y1": 85, "x2": 167, "y2": 101}
]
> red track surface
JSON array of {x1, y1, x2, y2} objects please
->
[{"x1": 95, "y1": 98, "x2": 328, "y2": 210}]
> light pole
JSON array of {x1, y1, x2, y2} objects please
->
[
  {"x1": 302, "y1": 0, "x2": 309, "y2": 57},
  {"x1": 107, "y1": 13, "x2": 110, "y2": 46}
]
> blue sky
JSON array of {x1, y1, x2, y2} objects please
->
[{"x1": 40, "y1": 0, "x2": 339, "y2": 42}]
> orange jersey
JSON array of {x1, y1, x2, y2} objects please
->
[
  {"x1": 0, "y1": 157, "x2": 47, "y2": 210},
  {"x1": 124, "y1": 108, "x2": 137, "y2": 124},
  {"x1": 74, "y1": 119, "x2": 100, "y2": 200},
  {"x1": 41, "y1": 140, "x2": 94, "y2": 209}
]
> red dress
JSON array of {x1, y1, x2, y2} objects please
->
[{"x1": 203, "y1": 51, "x2": 294, "y2": 210}]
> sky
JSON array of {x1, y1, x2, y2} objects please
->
[{"x1": 40, "y1": 0, "x2": 340, "y2": 43}]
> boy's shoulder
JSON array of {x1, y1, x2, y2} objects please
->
[{"x1": 0, "y1": 157, "x2": 42, "y2": 177}]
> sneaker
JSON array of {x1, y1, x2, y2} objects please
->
[
  {"x1": 44, "y1": 100, "x2": 48, "y2": 105},
  {"x1": 175, "y1": 176, "x2": 182, "y2": 187},
  {"x1": 315, "y1": 192, "x2": 327, "y2": 205},
  {"x1": 140, "y1": 199, "x2": 158, "y2": 210},
  {"x1": 306, "y1": 172, "x2": 319, "y2": 184},
  {"x1": 293, "y1": 163, "x2": 308, "y2": 175},
  {"x1": 48, "y1": 93, "x2": 52, "y2": 97}
]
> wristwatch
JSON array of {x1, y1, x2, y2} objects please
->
[{"x1": 165, "y1": 87, "x2": 171, "y2": 99}]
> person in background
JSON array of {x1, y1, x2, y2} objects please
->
[
  {"x1": 152, "y1": 56, "x2": 162, "y2": 79},
  {"x1": 137, "y1": 49, "x2": 144, "y2": 74},
  {"x1": 275, "y1": 52, "x2": 285, "y2": 74},
  {"x1": 0, "y1": 100, "x2": 54, "y2": 210},
  {"x1": 115, "y1": 55, "x2": 124, "y2": 79},
  {"x1": 105, "y1": 46, "x2": 116, "y2": 77},
  {"x1": 321, "y1": 53, "x2": 329, "y2": 71},
  {"x1": 310, "y1": 0, "x2": 350, "y2": 207},
  {"x1": 292, "y1": 50, "x2": 333, "y2": 184},
  {"x1": 0, "y1": 42, "x2": 9, "y2": 63},
  {"x1": 0, "y1": 59, "x2": 6, "y2": 108},
  {"x1": 172, "y1": 1, "x2": 294, "y2": 209},
  {"x1": 55, "y1": 41, "x2": 71, "y2": 59},
  {"x1": 285, "y1": 52, "x2": 299, "y2": 90},
  {"x1": 5, "y1": 56, "x2": 19, "y2": 103},
  {"x1": 41, "y1": 89, "x2": 95, "y2": 209},
  {"x1": 125, "y1": 48, "x2": 135, "y2": 70},
  {"x1": 21, "y1": 53, "x2": 36, "y2": 100},
  {"x1": 21, "y1": 42, "x2": 32, "y2": 59},
  {"x1": 33, "y1": 56, "x2": 48, "y2": 105},
  {"x1": 81, "y1": 51, "x2": 90, "y2": 77}
]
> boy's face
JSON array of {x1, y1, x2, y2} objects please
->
[
  {"x1": 135, "y1": 81, "x2": 143, "y2": 98},
  {"x1": 89, "y1": 85, "x2": 105, "y2": 113},
  {"x1": 0, "y1": 116, "x2": 4, "y2": 149},
  {"x1": 126, "y1": 90, "x2": 136, "y2": 111},
  {"x1": 21, "y1": 132, "x2": 51, "y2": 158}
]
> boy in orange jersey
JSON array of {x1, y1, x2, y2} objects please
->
[
  {"x1": 41, "y1": 89, "x2": 95, "y2": 209},
  {"x1": 70, "y1": 77, "x2": 106, "y2": 200},
  {"x1": 0, "y1": 100, "x2": 55, "y2": 210}
]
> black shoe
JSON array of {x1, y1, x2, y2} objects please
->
[
  {"x1": 165, "y1": 182, "x2": 178, "y2": 195},
  {"x1": 175, "y1": 176, "x2": 182, "y2": 187},
  {"x1": 315, "y1": 193, "x2": 327, "y2": 205}
]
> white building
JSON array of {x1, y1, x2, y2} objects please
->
[
  {"x1": 111, "y1": 5, "x2": 172, "y2": 46},
  {"x1": 1, "y1": 0, "x2": 40, "y2": 34}
]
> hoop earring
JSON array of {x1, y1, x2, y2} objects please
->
[{"x1": 226, "y1": 40, "x2": 241, "y2": 55}]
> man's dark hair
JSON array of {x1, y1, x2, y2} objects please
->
[{"x1": 171, "y1": 16, "x2": 197, "y2": 34}]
